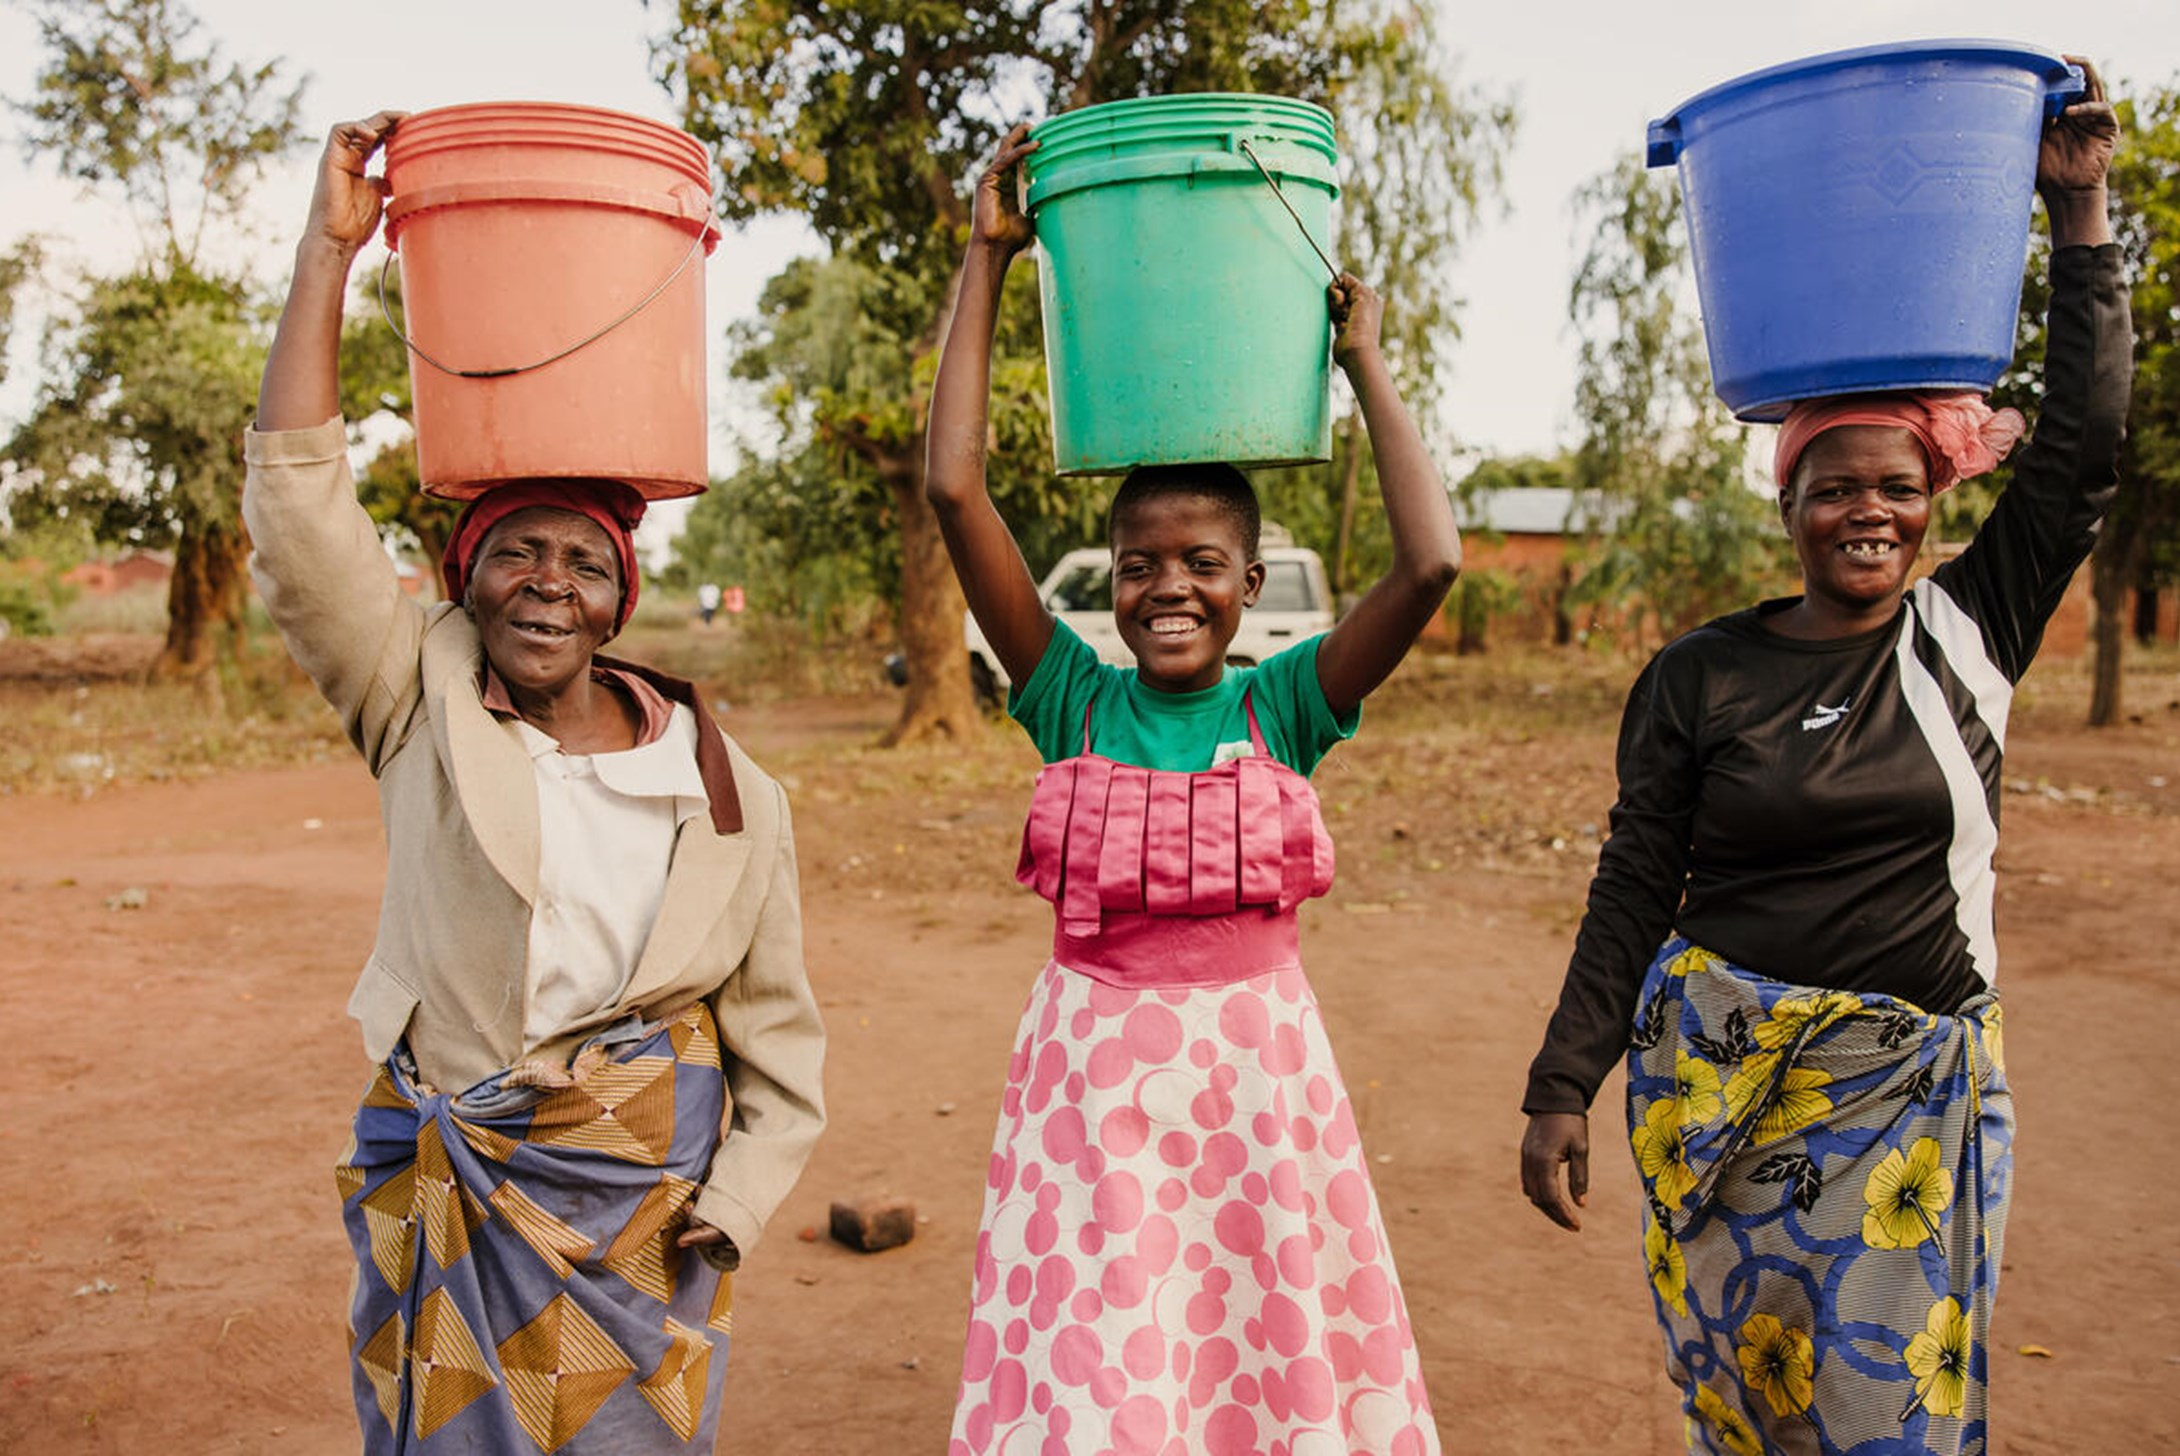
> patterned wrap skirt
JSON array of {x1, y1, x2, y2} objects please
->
[
  {"x1": 338, "y1": 1002, "x2": 736, "y2": 1454},
  {"x1": 1626, "y1": 939, "x2": 2013, "y2": 1456},
  {"x1": 950, "y1": 960, "x2": 1438, "y2": 1456}
]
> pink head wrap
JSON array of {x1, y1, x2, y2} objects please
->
[
  {"x1": 1773, "y1": 392, "x2": 2028, "y2": 494},
  {"x1": 441, "y1": 480, "x2": 648, "y2": 633}
]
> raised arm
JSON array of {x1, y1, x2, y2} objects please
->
[
  {"x1": 1930, "y1": 58, "x2": 2126, "y2": 676},
  {"x1": 925, "y1": 123, "x2": 1054, "y2": 690},
  {"x1": 1311, "y1": 275, "x2": 1462, "y2": 717},
  {"x1": 244, "y1": 112, "x2": 427, "y2": 770},
  {"x1": 259, "y1": 111, "x2": 405, "y2": 429}
]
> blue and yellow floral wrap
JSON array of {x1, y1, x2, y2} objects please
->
[{"x1": 1626, "y1": 938, "x2": 2011, "y2": 1456}]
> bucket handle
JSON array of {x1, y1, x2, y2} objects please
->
[
  {"x1": 2043, "y1": 60, "x2": 2088, "y2": 116},
  {"x1": 1650, "y1": 59, "x2": 2090, "y2": 168},
  {"x1": 1237, "y1": 139, "x2": 1341, "y2": 282},
  {"x1": 1645, "y1": 119, "x2": 1682, "y2": 170},
  {"x1": 374, "y1": 184, "x2": 716, "y2": 379}
]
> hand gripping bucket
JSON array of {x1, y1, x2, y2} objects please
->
[
  {"x1": 1024, "y1": 94, "x2": 1340, "y2": 475},
  {"x1": 381, "y1": 102, "x2": 722, "y2": 499},
  {"x1": 1646, "y1": 41, "x2": 2084, "y2": 422}
]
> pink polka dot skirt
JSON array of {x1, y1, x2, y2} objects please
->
[{"x1": 949, "y1": 961, "x2": 1439, "y2": 1455}]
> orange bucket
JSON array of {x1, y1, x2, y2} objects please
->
[{"x1": 381, "y1": 102, "x2": 722, "y2": 500}]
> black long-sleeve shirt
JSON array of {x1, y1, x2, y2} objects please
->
[{"x1": 1524, "y1": 244, "x2": 2132, "y2": 1116}]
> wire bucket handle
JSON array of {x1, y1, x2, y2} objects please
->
[
  {"x1": 1237, "y1": 138, "x2": 1340, "y2": 283},
  {"x1": 374, "y1": 225, "x2": 708, "y2": 380}
]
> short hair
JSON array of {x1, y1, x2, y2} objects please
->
[{"x1": 1107, "y1": 464, "x2": 1262, "y2": 561}]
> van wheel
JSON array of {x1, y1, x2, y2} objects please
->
[{"x1": 970, "y1": 655, "x2": 1001, "y2": 712}]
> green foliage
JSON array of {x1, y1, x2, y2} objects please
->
[
  {"x1": 1446, "y1": 564, "x2": 1520, "y2": 654},
  {"x1": 0, "y1": 502, "x2": 94, "y2": 639},
  {"x1": 0, "y1": 239, "x2": 47, "y2": 385},
  {"x1": 1459, "y1": 453, "x2": 1576, "y2": 498},
  {"x1": 667, "y1": 455, "x2": 894, "y2": 632},
  {"x1": 6, "y1": 263, "x2": 268, "y2": 550},
  {"x1": 1564, "y1": 154, "x2": 1784, "y2": 642},
  {"x1": 0, "y1": 561, "x2": 64, "y2": 636}
]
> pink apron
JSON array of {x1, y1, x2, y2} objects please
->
[{"x1": 951, "y1": 698, "x2": 1440, "y2": 1456}]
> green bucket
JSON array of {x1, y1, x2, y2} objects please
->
[{"x1": 1024, "y1": 94, "x2": 1339, "y2": 476}]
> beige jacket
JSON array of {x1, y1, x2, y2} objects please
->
[{"x1": 242, "y1": 419, "x2": 823, "y2": 1256}]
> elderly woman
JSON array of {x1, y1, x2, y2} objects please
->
[
  {"x1": 1518, "y1": 63, "x2": 2127, "y2": 1456},
  {"x1": 245, "y1": 113, "x2": 824, "y2": 1454}
]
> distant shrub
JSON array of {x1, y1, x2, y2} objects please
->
[{"x1": 0, "y1": 564, "x2": 60, "y2": 636}]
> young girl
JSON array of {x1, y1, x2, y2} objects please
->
[{"x1": 928, "y1": 124, "x2": 1461, "y2": 1456}]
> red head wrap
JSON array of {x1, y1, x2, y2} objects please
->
[
  {"x1": 441, "y1": 480, "x2": 648, "y2": 633},
  {"x1": 1773, "y1": 392, "x2": 2027, "y2": 495}
]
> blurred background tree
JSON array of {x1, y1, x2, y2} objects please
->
[{"x1": 1, "y1": 0, "x2": 305, "y2": 681}]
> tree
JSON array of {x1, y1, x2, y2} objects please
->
[
  {"x1": 2, "y1": 0, "x2": 305, "y2": 678},
  {"x1": 655, "y1": 0, "x2": 1511, "y2": 741},
  {"x1": 1564, "y1": 154, "x2": 1782, "y2": 647}
]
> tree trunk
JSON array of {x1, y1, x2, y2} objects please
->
[
  {"x1": 153, "y1": 516, "x2": 249, "y2": 683},
  {"x1": 882, "y1": 457, "x2": 982, "y2": 746},
  {"x1": 1330, "y1": 408, "x2": 1364, "y2": 598},
  {"x1": 2086, "y1": 518, "x2": 2135, "y2": 727}
]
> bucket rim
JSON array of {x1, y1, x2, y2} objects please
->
[
  {"x1": 387, "y1": 102, "x2": 710, "y2": 170},
  {"x1": 386, "y1": 131, "x2": 712, "y2": 192},
  {"x1": 396, "y1": 98, "x2": 706, "y2": 133},
  {"x1": 1649, "y1": 37, "x2": 2077, "y2": 138},
  {"x1": 1025, "y1": 93, "x2": 1338, "y2": 210},
  {"x1": 1031, "y1": 91, "x2": 1334, "y2": 140}
]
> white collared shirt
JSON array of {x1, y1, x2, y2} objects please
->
[{"x1": 512, "y1": 702, "x2": 710, "y2": 1049}]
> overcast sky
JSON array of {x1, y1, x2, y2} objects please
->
[{"x1": 3, "y1": 0, "x2": 2175, "y2": 541}]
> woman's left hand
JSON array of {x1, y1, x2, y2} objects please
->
[
  {"x1": 2039, "y1": 56, "x2": 2118, "y2": 198},
  {"x1": 676, "y1": 1217, "x2": 739, "y2": 1269},
  {"x1": 971, "y1": 123, "x2": 1038, "y2": 258},
  {"x1": 1329, "y1": 272, "x2": 1383, "y2": 371}
]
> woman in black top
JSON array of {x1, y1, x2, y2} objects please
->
[{"x1": 1520, "y1": 60, "x2": 2127, "y2": 1456}]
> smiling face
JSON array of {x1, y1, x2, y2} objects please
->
[
  {"x1": 1780, "y1": 424, "x2": 1934, "y2": 633},
  {"x1": 1109, "y1": 491, "x2": 1266, "y2": 694},
  {"x1": 464, "y1": 505, "x2": 624, "y2": 702}
]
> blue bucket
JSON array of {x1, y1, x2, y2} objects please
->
[{"x1": 1647, "y1": 40, "x2": 2083, "y2": 422}]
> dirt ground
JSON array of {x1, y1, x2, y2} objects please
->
[{"x1": 1, "y1": 646, "x2": 2176, "y2": 1455}]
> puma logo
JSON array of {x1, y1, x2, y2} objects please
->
[{"x1": 1801, "y1": 697, "x2": 1853, "y2": 732}]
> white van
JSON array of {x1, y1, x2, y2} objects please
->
[{"x1": 964, "y1": 530, "x2": 1335, "y2": 702}]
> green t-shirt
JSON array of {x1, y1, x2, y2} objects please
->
[{"x1": 1009, "y1": 621, "x2": 1358, "y2": 776}]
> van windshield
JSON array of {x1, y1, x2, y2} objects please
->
[
  {"x1": 1046, "y1": 562, "x2": 1112, "y2": 613},
  {"x1": 1254, "y1": 560, "x2": 1316, "y2": 613}
]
